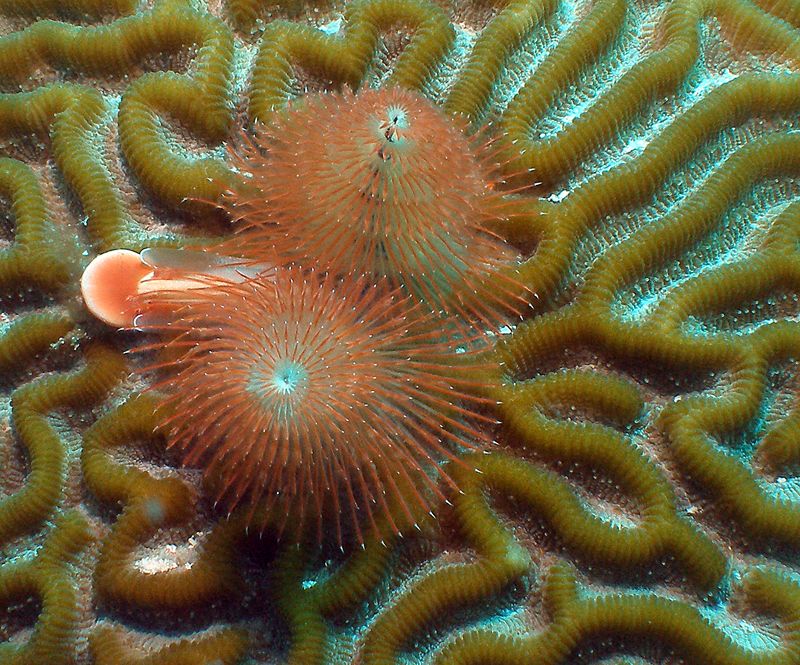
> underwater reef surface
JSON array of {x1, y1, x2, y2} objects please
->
[{"x1": 0, "y1": 0, "x2": 799, "y2": 663}]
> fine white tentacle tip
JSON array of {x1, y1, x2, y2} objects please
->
[{"x1": 80, "y1": 249, "x2": 152, "y2": 328}]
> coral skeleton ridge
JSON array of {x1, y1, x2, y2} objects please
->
[{"x1": 0, "y1": 0, "x2": 799, "y2": 663}]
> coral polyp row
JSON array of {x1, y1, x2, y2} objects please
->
[{"x1": 0, "y1": 0, "x2": 798, "y2": 663}]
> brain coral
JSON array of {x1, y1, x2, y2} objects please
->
[{"x1": 0, "y1": 0, "x2": 799, "y2": 664}]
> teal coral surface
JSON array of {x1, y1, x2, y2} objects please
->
[{"x1": 0, "y1": 0, "x2": 799, "y2": 663}]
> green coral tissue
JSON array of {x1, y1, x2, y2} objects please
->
[{"x1": 0, "y1": 0, "x2": 799, "y2": 663}]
